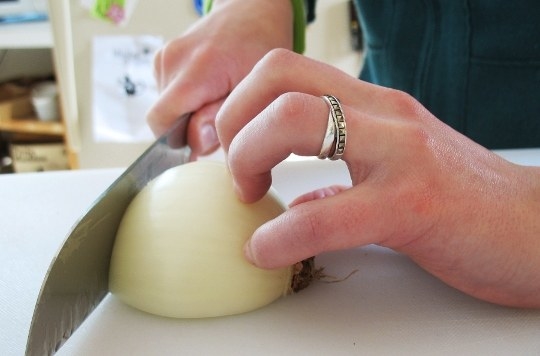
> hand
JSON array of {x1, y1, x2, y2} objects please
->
[
  {"x1": 216, "y1": 49, "x2": 540, "y2": 308},
  {"x1": 147, "y1": 0, "x2": 294, "y2": 157}
]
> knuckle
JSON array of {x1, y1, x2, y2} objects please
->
[
  {"x1": 259, "y1": 48, "x2": 296, "y2": 68},
  {"x1": 402, "y1": 121, "x2": 432, "y2": 149},
  {"x1": 214, "y1": 108, "x2": 226, "y2": 133},
  {"x1": 291, "y1": 207, "x2": 331, "y2": 252},
  {"x1": 190, "y1": 42, "x2": 219, "y2": 65},
  {"x1": 382, "y1": 88, "x2": 427, "y2": 119},
  {"x1": 157, "y1": 39, "x2": 181, "y2": 69},
  {"x1": 227, "y1": 142, "x2": 244, "y2": 172},
  {"x1": 152, "y1": 48, "x2": 163, "y2": 75},
  {"x1": 159, "y1": 39, "x2": 215, "y2": 74},
  {"x1": 253, "y1": 49, "x2": 299, "y2": 83},
  {"x1": 271, "y1": 92, "x2": 308, "y2": 123}
]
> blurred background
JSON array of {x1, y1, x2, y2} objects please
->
[{"x1": 0, "y1": 0, "x2": 363, "y2": 173}]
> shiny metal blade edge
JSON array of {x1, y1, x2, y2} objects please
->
[{"x1": 25, "y1": 115, "x2": 191, "y2": 356}]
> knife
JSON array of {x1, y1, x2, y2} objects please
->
[{"x1": 25, "y1": 115, "x2": 191, "y2": 356}]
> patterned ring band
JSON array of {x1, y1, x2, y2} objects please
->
[
  {"x1": 318, "y1": 95, "x2": 347, "y2": 160},
  {"x1": 317, "y1": 105, "x2": 337, "y2": 159}
]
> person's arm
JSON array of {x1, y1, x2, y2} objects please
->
[
  {"x1": 147, "y1": 0, "x2": 294, "y2": 157},
  {"x1": 216, "y1": 49, "x2": 540, "y2": 308}
]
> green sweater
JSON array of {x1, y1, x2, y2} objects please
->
[{"x1": 354, "y1": 0, "x2": 540, "y2": 148}]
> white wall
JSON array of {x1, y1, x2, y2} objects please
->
[{"x1": 49, "y1": 0, "x2": 200, "y2": 169}]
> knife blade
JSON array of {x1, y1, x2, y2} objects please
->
[{"x1": 25, "y1": 115, "x2": 191, "y2": 356}]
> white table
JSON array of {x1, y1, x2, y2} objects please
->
[{"x1": 1, "y1": 149, "x2": 540, "y2": 355}]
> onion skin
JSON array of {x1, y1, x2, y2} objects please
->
[{"x1": 109, "y1": 161, "x2": 294, "y2": 318}]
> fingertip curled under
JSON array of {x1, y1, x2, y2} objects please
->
[
  {"x1": 243, "y1": 239, "x2": 258, "y2": 266},
  {"x1": 232, "y1": 180, "x2": 249, "y2": 204}
]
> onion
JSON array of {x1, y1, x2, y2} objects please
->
[{"x1": 109, "y1": 161, "x2": 313, "y2": 318}]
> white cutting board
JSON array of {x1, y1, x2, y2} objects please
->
[{"x1": 1, "y1": 152, "x2": 540, "y2": 355}]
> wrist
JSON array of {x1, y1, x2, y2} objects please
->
[{"x1": 203, "y1": 0, "x2": 305, "y2": 54}]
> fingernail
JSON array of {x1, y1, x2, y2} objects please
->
[
  {"x1": 200, "y1": 124, "x2": 218, "y2": 153},
  {"x1": 233, "y1": 180, "x2": 248, "y2": 203},
  {"x1": 243, "y1": 239, "x2": 257, "y2": 266}
]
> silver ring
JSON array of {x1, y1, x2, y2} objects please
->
[
  {"x1": 317, "y1": 108, "x2": 336, "y2": 159},
  {"x1": 318, "y1": 95, "x2": 347, "y2": 160}
]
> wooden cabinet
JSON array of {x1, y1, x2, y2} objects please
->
[{"x1": 0, "y1": 20, "x2": 77, "y2": 172}]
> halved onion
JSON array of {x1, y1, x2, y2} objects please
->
[{"x1": 109, "y1": 161, "x2": 312, "y2": 318}]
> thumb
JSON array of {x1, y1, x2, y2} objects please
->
[{"x1": 244, "y1": 187, "x2": 383, "y2": 269}]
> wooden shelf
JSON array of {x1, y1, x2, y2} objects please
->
[
  {"x1": 0, "y1": 17, "x2": 78, "y2": 171},
  {"x1": 0, "y1": 117, "x2": 64, "y2": 136},
  {"x1": 0, "y1": 83, "x2": 63, "y2": 137}
]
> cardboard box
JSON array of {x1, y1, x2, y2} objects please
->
[
  {"x1": 10, "y1": 143, "x2": 69, "y2": 173},
  {"x1": 0, "y1": 84, "x2": 34, "y2": 122}
]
